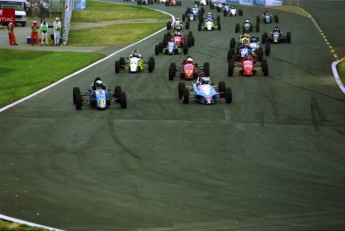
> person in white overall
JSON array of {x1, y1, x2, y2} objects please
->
[
  {"x1": 53, "y1": 18, "x2": 61, "y2": 46},
  {"x1": 40, "y1": 20, "x2": 49, "y2": 46}
]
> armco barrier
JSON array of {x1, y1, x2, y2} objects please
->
[{"x1": 212, "y1": 0, "x2": 282, "y2": 6}]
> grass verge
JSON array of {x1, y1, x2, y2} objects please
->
[
  {"x1": 0, "y1": 49, "x2": 105, "y2": 107},
  {"x1": 0, "y1": 219, "x2": 48, "y2": 231}
]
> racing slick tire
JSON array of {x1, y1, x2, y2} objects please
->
[
  {"x1": 223, "y1": 10, "x2": 227, "y2": 17},
  {"x1": 256, "y1": 23, "x2": 259, "y2": 32},
  {"x1": 155, "y1": 44, "x2": 160, "y2": 55},
  {"x1": 186, "y1": 21, "x2": 190, "y2": 30},
  {"x1": 115, "y1": 60, "x2": 121, "y2": 73},
  {"x1": 262, "y1": 59, "x2": 269, "y2": 76},
  {"x1": 228, "y1": 61, "x2": 234, "y2": 76},
  {"x1": 167, "y1": 21, "x2": 172, "y2": 30},
  {"x1": 225, "y1": 88, "x2": 232, "y2": 103},
  {"x1": 249, "y1": 25, "x2": 253, "y2": 32},
  {"x1": 216, "y1": 6, "x2": 221, "y2": 12},
  {"x1": 235, "y1": 23, "x2": 240, "y2": 33},
  {"x1": 170, "y1": 62, "x2": 176, "y2": 71},
  {"x1": 239, "y1": 9, "x2": 243, "y2": 16},
  {"x1": 265, "y1": 42, "x2": 270, "y2": 56},
  {"x1": 75, "y1": 92, "x2": 82, "y2": 110},
  {"x1": 216, "y1": 15, "x2": 220, "y2": 23},
  {"x1": 218, "y1": 81, "x2": 226, "y2": 97},
  {"x1": 204, "y1": 62, "x2": 210, "y2": 76},
  {"x1": 183, "y1": 43, "x2": 189, "y2": 54},
  {"x1": 119, "y1": 92, "x2": 127, "y2": 109},
  {"x1": 261, "y1": 32, "x2": 268, "y2": 44},
  {"x1": 182, "y1": 89, "x2": 189, "y2": 104},
  {"x1": 178, "y1": 82, "x2": 186, "y2": 99},
  {"x1": 190, "y1": 36, "x2": 195, "y2": 46},
  {"x1": 286, "y1": 32, "x2": 291, "y2": 43},
  {"x1": 169, "y1": 66, "x2": 175, "y2": 80},
  {"x1": 198, "y1": 22, "x2": 202, "y2": 31},
  {"x1": 73, "y1": 87, "x2": 80, "y2": 104},
  {"x1": 227, "y1": 49, "x2": 234, "y2": 62},
  {"x1": 218, "y1": 23, "x2": 221, "y2": 30},
  {"x1": 148, "y1": 59, "x2": 154, "y2": 73},
  {"x1": 274, "y1": 15, "x2": 279, "y2": 23},
  {"x1": 114, "y1": 86, "x2": 122, "y2": 100},
  {"x1": 230, "y1": 38, "x2": 236, "y2": 49},
  {"x1": 256, "y1": 15, "x2": 260, "y2": 24},
  {"x1": 119, "y1": 57, "x2": 126, "y2": 66},
  {"x1": 149, "y1": 57, "x2": 155, "y2": 69},
  {"x1": 182, "y1": 15, "x2": 185, "y2": 21},
  {"x1": 257, "y1": 47, "x2": 263, "y2": 61},
  {"x1": 201, "y1": 6, "x2": 205, "y2": 14}
]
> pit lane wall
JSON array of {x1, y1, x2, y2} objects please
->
[{"x1": 212, "y1": 0, "x2": 283, "y2": 6}]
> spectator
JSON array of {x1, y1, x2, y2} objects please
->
[
  {"x1": 40, "y1": 20, "x2": 48, "y2": 46},
  {"x1": 7, "y1": 22, "x2": 18, "y2": 45},
  {"x1": 53, "y1": 17, "x2": 61, "y2": 46},
  {"x1": 31, "y1": 20, "x2": 40, "y2": 46}
]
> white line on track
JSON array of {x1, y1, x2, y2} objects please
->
[{"x1": 0, "y1": 214, "x2": 64, "y2": 231}]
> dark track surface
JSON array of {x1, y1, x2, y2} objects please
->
[{"x1": 0, "y1": 1, "x2": 344, "y2": 230}]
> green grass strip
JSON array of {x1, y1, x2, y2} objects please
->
[
  {"x1": 337, "y1": 60, "x2": 345, "y2": 86},
  {"x1": 0, "y1": 49, "x2": 105, "y2": 107}
]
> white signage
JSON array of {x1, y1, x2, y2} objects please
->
[{"x1": 239, "y1": 0, "x2": 253, "y2": 5}]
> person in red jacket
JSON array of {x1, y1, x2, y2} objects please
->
[
  {"x1": 31, "y1": 21, "x2": 40, "y2": 46},
  {"x1": 7, "y1": 22, "x2": 18, "y2": 45}
]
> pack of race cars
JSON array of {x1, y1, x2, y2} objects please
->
[{"x1": 73, "y1": 2, "x2": 292, "y2": 109}]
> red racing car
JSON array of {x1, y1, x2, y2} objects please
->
[{"x1": 169, "y1": 57, "x2": 209, "y2": 80}]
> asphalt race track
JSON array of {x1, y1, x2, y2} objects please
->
[{"x1": 0, "y1": 0, "x2": 344, "y2": 230}]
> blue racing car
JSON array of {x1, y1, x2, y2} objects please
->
[{"x1": 178, "y1": 77, "x2": 232, "y2": 104}]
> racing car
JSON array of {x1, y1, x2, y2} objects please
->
[
  {"x1": 257, "y1": 11, "x2": 279, "y2": 24},
  {"x1": 223, "y1": 4, "x2": 243, "y2": 17},
  {"x1": 178, "y1": 77, "x2": 232, "y2": 104},
  {"x1": 73, "y1": 84, "x2": 127, "y2": 110},
  {"x1": 198, "y1": 18, "x2": 221, "y2": 31},
  {"x1": 162, "y1": 31, "x2": 194, "y2": 48},
  {"x1": 194, "y1": 0, "x2": 208, "y2": 6},
  {"x1": 228, "y1": 54, "x2": 268, "y2": 77},
  {"x1": 261, "y1": 30, "x2": 291, "y2": 44},
  {"x1": 115, "y1": 56, "x2": 155, "y2": 73},
  {"x1": 235, "y1": 20, "x2": 259, "y2": 33},
  {"x1": 169, "y1": 57, "x2": 209, "y2": 80},
  {"x1": 183, "y1": 6, "x2": 204, "y2": 22},
  {"x1": 228, "y1": 37, "x2": 270, "y2": 62},
  {"x1": 165, "y1": 0, "x2": 181, "y2": 6},
  {"x1": 137, "y1": 0, "x2": 153, "y2": 5},
  {"x1": 155, "y1": 39, "x2": 188, "y2": 55}
]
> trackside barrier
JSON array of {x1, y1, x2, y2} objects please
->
[{"x1": 62, "y1": 0, "x2": 72, "y2": 45}]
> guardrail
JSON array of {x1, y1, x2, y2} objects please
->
[{"x1": 211, "y1": 0, "x2": 283, "y2": 6}]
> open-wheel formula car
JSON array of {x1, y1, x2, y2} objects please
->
[
  {"x1": 165, "y1": 0, "x2": 181, "y2": 6},
  {"x1": 235, "y1": 20, "x2": 259, "y2": 33},
  {"x1": 228, "y1": 37, "x2": 270, "y2": 62},
  {"x1": 223, "y1": 4, "x2": 243, "y2": 17},
  {"x1": 228, "y1": 54, "x2": 268, "y2": 77},
  {"x1": 161, "y1": 31, "x2": 194, "y2": 49},
  {"x1": 257, "y1": 11, "x2": 279, "y2": 24},
  {"x1": 73, "y1": 84, "x2": 127, "y2": 110},
  {"x1": 169, "y1": 57, "x2": 209, "y2": 80},
  {"x1": 178, "y1": 77, "x2": 232, "y2": 104},
  {"x1": 137, "y1": 0, "x2": 154, "y2": 5},
  {"x1": 115, "y1": 56, "x2": 155, "y2": 73},
  {"x1": 183, "y1": 6, "x2": 204, "y2": 22},
  {"x1": 262, "y1": 30, "x2": 291, "y2": 44},
  {"x1": 198, "y1": 18, "x2": 221, "y2": 31},
  {"x1": 194, "y1": 0, "x2": 208, "y2": 6},
  {"x1": 155, "y1": 39, "x2": 188, "y2": 55}
]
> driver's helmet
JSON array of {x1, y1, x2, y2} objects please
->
[
  {"x1": 176, "y1": 17, "x2": 180, "y2": 21},
  {"x1": 274, "y1": 26, "x2": 280, "y2": 31},
  {"x1": 245, "y1": 54, "x2": 251, "y2": 60},
  {"x1": 186, "y1": 57, "x2": 194, "y2": 64},
  {"x1": 230, "y1": 5, "x2": 235, "y2": 9},
  {"x1": 170, "y1": 37, "x2": 175, "y2": 42},
  {"x1": 95, "y1": 80, "x2": 103, "y2": 89},
  {"x1": 201, "y1": 77, "x2": 210, "y2": 84},
  {"x1": 242, "y1": 33, "x2": 249, "y2": 38},
  {"x1": 208, "y1": 12, "x2": 211, "y2": 15},
  {"x1": 132, "y1": 50, "x2": 139, "y2": 57},
  {"x1": 194, "y1": 4, "x2": 197, "y2": 7},
  {"x1": 251, "y1": 36, "x2": 257, "y2": 42},
  {"x1": 264, "y1": 11, "x2": 269, "y2": 15},
  {"x1": 175, "y1": 30, "x2": 181, "y2": 35},
  {"x1": 245, "y1": 19, "x2": 250, "y2": 23},
  {"x1": 243, "y1": 42, "x2": 250, "y2": 48}
]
